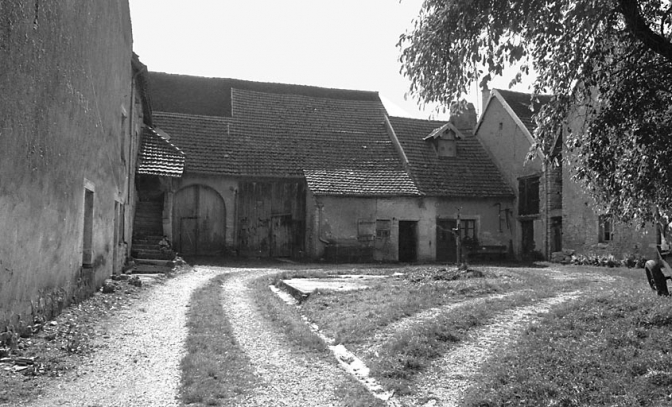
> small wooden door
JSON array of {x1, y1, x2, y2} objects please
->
[
  {"x1": 398, "y1": 221, "x2": 418, "y2": 262},
  {"x1": 173, "y1": 185, "x2": 226, "y2": 256},
  {"x1": 436, "y1": 219, "x2": 457, "y2": 262}
]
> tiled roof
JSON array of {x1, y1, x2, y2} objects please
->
[
  {"x1": 304, "y1": 169, "x2": 419, "y2": 196},
  {"x1": 150, "y1": 74, "x2": 418, "y2": 196},
  {"x1": 230, "y1": 88, "x2": 403, "y2": 179},
  {"x1": 148, "y1": 71, "x2": 380, "y2": 118},
  {"x1": 137, "y1": 127, "x2": 185, "y2": 177},
  {"x1": 494, "y1": 89, "x2": 552, "y2": 134},
  {"x1": 152, "y1": 112, "x2": 236, "y2": 175},
  {"x1": 389, "y1": 116, "x2": 514, "y2": 198}
]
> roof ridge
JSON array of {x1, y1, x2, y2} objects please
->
[
  {"x1": 150, "y1": 71, "x2": 380, "y2": 100},
  {"x1": 492, "y1": 88, "x2": 554, "y2": 100},
  {"x1": 389, "y1": 115, "x2": 448, "y2": 125},
  {"x1": 153, "y1": 111, "x2": 232, "y2": 122}
]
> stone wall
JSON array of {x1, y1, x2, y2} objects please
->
[
  {"x1": 0, "y1": 1, "x2": 133, "y2": 333},
  {"x1": 561, "y1": 155, "x2": 657, "y2": 260}
]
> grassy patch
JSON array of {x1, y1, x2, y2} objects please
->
[
  {"x1": 462, "y1": 284, "x2": 672, "y2": 407},
  {"x1": 300, "y1": 273, "x2": 512, "y2": 346},
  {"x1": 299, "y1": 265, "x2": 574, "y2": 349},
  {"x1": 180, "y1": 274, "x2": 258, "y2": 406}
]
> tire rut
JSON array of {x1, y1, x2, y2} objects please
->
[
  {"x1": 218, "y1": 268, "x2": 352, "y2": 407},
  {"x1": 393, "y1": 290, "x2": 583, "y2": 407}
]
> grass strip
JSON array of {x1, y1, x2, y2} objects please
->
[
  {"x1": 462, "y1": 285, "x2": 672, "y2": 407},
  {"x1": 180, "y1": 274, "x2": 258, "y2": 406},
  {"x1": 250, "y1": 274, "x2": 329, "y2": 354}
]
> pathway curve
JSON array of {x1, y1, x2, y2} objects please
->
[
  {"x1": 360, "y1": 290, "x2": 530, "y2": 359},
  {"x1": 22, "y1": 268, "x2": 223, "y2": 407},
  {"x1": 394, "y1": 290, "x2": 584, "y2": 407},
  {"x1": 218, "y1": 267, "x2": 354, "y2": 407}
]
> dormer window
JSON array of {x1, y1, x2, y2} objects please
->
[
  {"x1": 423, "y1": 123, "x2": 463, "y2": 158},
  {"x1": 437, "y1": 136, "x2": 457, "y2": 158}
]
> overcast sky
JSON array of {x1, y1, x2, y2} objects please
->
[{"x1": 129, "y1": 0, "x2": 531, "y2": 120}]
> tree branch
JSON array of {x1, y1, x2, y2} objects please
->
[{"x1": 618, "y1": 0, "x2": 672, "y2": 63}]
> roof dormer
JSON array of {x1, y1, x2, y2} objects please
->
[{"x1": 423, "y1": 123, "x2": 464, "y2": 158}]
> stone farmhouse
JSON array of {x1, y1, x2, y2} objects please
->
[
  {"x1": 476, "y1": 88, "x2": 656, "y2": 260},
  {"x1": 142, "y1": 72, "x2": 515, "y2": 263}
]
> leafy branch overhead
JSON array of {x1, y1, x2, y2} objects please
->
[{"x1": 399, "y1": 0, "x2": 672, "y2": 223}]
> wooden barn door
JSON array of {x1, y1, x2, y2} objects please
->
[
  {"x1": 173, "y1": 185, "x2": 226, "y2": 256},
  {"x1": 271, "y1": 214, "x2": 292, "y2": 257}
]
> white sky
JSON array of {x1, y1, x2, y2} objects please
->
[{"x1": 129, "y1": 0, "x2": 532, "y2": 120}]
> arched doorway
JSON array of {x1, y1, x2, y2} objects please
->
[{"x1": 172, "y1": 185, "x2": 226, "y2": 256}]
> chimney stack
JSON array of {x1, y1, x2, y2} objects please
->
[
  {"x1": 481, "y1": 84, "x2": 491, "y2": 119},
  {"x1": 449, "y1": 102, "x2": 477, "y2": 133}
]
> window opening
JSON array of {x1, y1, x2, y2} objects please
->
[
  {"x1": 82, "y1": 188, "x2": 94, "y2": 267},
  {"x1": 460, "y1": 219, "x2": 478, "y2": 247},
  {"x1": 519, "y1": 176, "x2": 540, "y2": 215},
  {"x1": 376, "y1": 219, "x2": 391, "y2": 239},
  {"x1": 599, "y1": 214, "x2": 613, "y2": 243}
]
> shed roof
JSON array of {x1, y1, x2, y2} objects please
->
[
  {"x1": 389, "y1": 116, "x2": 514, "y2": 198},
  {"x1": 137, "y1": 127, "x2": 185, "y2": 177}
]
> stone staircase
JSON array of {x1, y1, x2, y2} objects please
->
[{"x1": 131, "y1": 201, "x2": 175, "y2": 272}]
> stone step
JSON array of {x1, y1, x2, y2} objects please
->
[
  {"x1": 133, "y1": 264, "x2": 172, "y2": 274},
  {"x1": 135, "y1": 258, "x2": 175, "y2": 267},
  {"x1": 131, "y1": 249, "x2": 174, "y2": 260},
  {"x1": 136, "y1": 201, "x2": 163, "y2": 207}
]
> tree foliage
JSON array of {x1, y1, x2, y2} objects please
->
[{"x1": 399, "y1": 0, "x2": 672, "y2": 223}]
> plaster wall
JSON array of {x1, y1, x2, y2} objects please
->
[
  {"x1": 309, "y1": 195, "x2": 513, "y2": 262},
  {"x1": 476, "y1": 97, "x2": 546, "y2": 257},
  {"x1": 0, "y1": 1, "x2": 133, "y2": 332}
]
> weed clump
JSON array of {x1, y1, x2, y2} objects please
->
[{"x1": 405, "y1": 267, "x2": 487, "y2": 283}]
